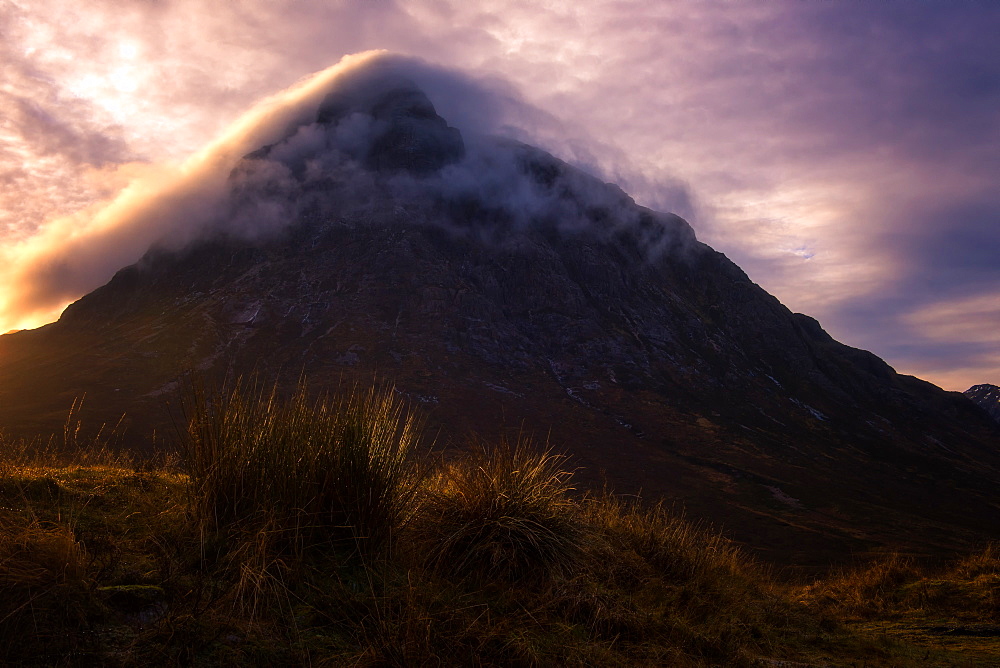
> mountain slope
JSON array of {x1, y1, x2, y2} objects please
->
[
  {"x1": 1, "y1": 67, "x2": 997, "y2": 568},
  {"x1": 966, "y1": 384, "x2": 1000, "y2": 424}
]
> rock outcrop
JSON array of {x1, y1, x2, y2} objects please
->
[{"x1": 966, "y1": 384, "x2": 1000, "y2": 424}]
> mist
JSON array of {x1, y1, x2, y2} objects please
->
[
  {"x1": 0, "y1": 52, "x2": 449, "y2": 330},
  {"x1": 0, "y1": 50, "x2": 695, "y2": 333}
]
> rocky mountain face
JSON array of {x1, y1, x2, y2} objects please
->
[
  {"x1": 966, "y1": 384, "x2": 1000, "y2": 424},
  {"x1": 2, "y1": 71, "x2": 998, "y2": 570}
]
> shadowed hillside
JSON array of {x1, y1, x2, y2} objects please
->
[
  {"x1": 1, "y1": 61, "x2": 998, "y2": 571},
  {"x1": 2, "y1": 385, "x2": 998, "y2": 666}
]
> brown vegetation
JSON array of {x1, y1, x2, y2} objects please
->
[{"x1": 1, "y1": 385, "x2": 997, "y2": 665}]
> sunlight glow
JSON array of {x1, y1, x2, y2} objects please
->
[
  {"x1": 111, "y1": 67, "x2": 138, "y2": 93},
  {"x1": 0, "y1": 50, "x2": 391, "y2": 334},
  {"x1": 118, "y1": 41, "x2": 139, "y2": 59}
]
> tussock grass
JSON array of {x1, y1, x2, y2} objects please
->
[
  {"x1": 581, "y1": 492, "x2": 750, "y2": 585},
  {"x1": 952, "y1": 542, "x2": 1000, "y2": 582},
  {"x1": 572, "y1": 492, "x2": 793, "y2": 664},
  {"x1": 180, "y1": 380, "x2": 422, "y2": 558},
  {"x1": 801, "y1": 552, "x2": 922, "y2": 619},
  {"x1": 0, "y1": 516, "x2": 93, "y2": 664},
  {"x1": 802, "y1": 546, "x2": 1000, "y2": 624},
  {"x1": 0, "y1": 424, "x2": 184, "y2": 664},
  {"x1": 0, "y1": 515, "x2": 89, "y2": 596},
  {"x1": 413, "y1": 438, "x2": 587, "y2": 583},
  {"x1": 2, "y1": 386, "x2": 997, "y2": 665},
  {"x1": 0, "y1": 408, "x2": 134, "y2": 476}
]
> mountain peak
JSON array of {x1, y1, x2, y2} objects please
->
[
  {"x1": 3, "y1": 57, "x2": 1000, "y2": 567},
  {"x1": 246, "y1": 68, "x2": 465, "y2": 176},
  {"x1": 965, "y1": 383, "x2": 1000, "y2": 424},
  {"x1": 224, "y1": 66, "x2": 697, "y2": 261},
  {"x1": 316, "y1": 71, "x2": 433, "y2": 123}
]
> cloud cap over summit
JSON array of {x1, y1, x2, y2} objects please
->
[
  {"x1": 250, "y1": 65, "x2": 466, "y2": 176},
  {"x1": 0, "y1": 52, "x2": 556, "y2": 331},
  {"x1": 4, "y1": 3, "x2": 1000, "y2": 389}
]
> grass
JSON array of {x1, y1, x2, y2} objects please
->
[
  {"x1": 180, "y1": 379, "x2": 422, "y2": 559},
  {"x1": 800, "y1": 547, "x2": 1000, "y2": 623},
  {"x1": 796, "y1": 548, "x2": 1000, "y2": 665},
  {"x1": 0, "y1": 445, "x2": 185, "y2": 664},
  {"x1": 413, "y1": 437, "x2": 587, "y2": 583},
  {"x1": 1, "y1": 384, "x2": 998, "y2": 665}
]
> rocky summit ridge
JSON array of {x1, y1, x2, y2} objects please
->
[
  {"x1": 1, "y1": 70, "x2": 998, "y2": 568},
  {"x1": 966, "y1": 384, "x2": 1000, "y2": 424}
]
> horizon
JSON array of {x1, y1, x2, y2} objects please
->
[{"x1": 2, "y1": 2, "x2": 999, "y2": 391}]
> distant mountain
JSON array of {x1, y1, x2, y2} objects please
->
[
  {"x1": 2, "y1": 65, "x2": 998, "y2": 568},
  {"x1": 966, "y1": 384, "x2": 1000, "y2": 424}
]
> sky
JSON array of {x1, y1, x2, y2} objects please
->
[{"x1": 1, "y1": 0, "x2": 998, "y2": 392}]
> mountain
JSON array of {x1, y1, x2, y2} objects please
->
[
  {"x1": 2, "y1": 67, "x2": 998, "y2": 569},
  {"x1": 966, "y1": 384, "x2": 1000, "y2": 424}
]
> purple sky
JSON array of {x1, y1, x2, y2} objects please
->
[{"x1": 1, "y1": 1, "x2": 998, "y2": 391}]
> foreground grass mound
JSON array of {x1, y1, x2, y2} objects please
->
[
  {"x1": 414, "y1": 439, "x2": 587, "y2": 583},
  {"x1": 181, "y1": 381, "x2": 422, "y2": 558},
  {"x1": 798, "y1": 546, "x2": 1000, "y2": 664},
  {"x1": 2, "y1": 388, "x2": 998, "y2": 666},
  {"x1": 802, "y1": 547, "x2": 1000, "y2": 623},
  {"x1": 0, "y1": 448, "x2": 185, "y2": 664}
]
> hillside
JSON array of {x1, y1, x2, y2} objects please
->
[
  {"x1": 1, "y1": 62, "x2": 998, "y2": 569},
  {"x1": 3, "y1": 389, "x2": 998, "y2": 666}
]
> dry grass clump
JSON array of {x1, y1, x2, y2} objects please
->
[
  {"x1": 950, "y1": 543, "x2": 1000, "y2": 582},
  {"x1": 937, "y1": 543, "x2": 1000, "y2": 620},
  {"x1": 0, "y1": 397, "x2": 134, "y2": 475},
  {"x1": 571, "y1": 493, "x2": 792, "y2": 664},
  {"x1": 0, "y1": 516, "x2": 89, "y2": 600},
  {"x1": 0, "y1": 421, "x2": 192, "y2": 665},
  {"x1": 6, "y1": 386, "x2": 996, "y2": 665},
  {"x1": 413, "y1": 438, "x2": 588, "y2": 583},
  {"x1": 899, "y1": 545, "x2": 1000, "y2": 621},
  {"x1": 180, "y1": 380, "x2": 423, "y2": 559},
  {"x1": 800, "y1": 544, "x2": 1000, "y2": 626},
  {"x1": 800, "y1": 553, "x2": 925, "y2": 619},
  {"x1": 0, "y1": 463, "x2": 180, "y2": 665},
  {"x1": 582, "y1": 493, "x2": 750, "y2": 585},
  {"x1": 0, "y1": 516, "x2": 93, "y2": 663}
]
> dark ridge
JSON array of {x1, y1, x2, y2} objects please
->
[{"x1": 965, "y1": 383, "x2": 1000, "y2": 424}]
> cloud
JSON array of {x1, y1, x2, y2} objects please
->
[
  {"x1": 3, "y1": 93, "x2": 128, "y2": 167},
  {"x1": 3, "y1": 0, "x2": 999, "y2": 390},
  {"x1": 907, "y1": 294, "x2": 1000, "y2": 345},
  {"x1": 823, "y1": 186, "x2": 1000, "y2": 390},
  {"x1": 895, "y1": 293, "x2": 1000, "y2": 390},
  {"x1": 2, "y1": 50, "x2": 694, "y2": 331},
  {"x1": 901, "y1": 198, "x2": 1000, "y2": 292},
  {"x1": 0, "y1": 51, "x2": 397, "y2": 329}
]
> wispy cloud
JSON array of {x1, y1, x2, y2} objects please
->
[
  {"x1": 0, "y1": 50, "x2": 590, "y2": 330},
  {"x1": 0, "y1": 50, "x2": 396, "y2": 328}
]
